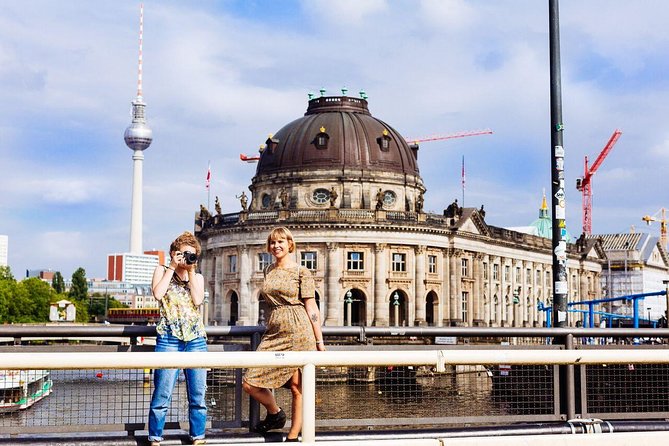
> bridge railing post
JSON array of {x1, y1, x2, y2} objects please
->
[{"x1": 302, "y1": 363, "x2": 316, "y2": 443}]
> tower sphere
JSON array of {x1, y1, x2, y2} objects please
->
[{"x1": 124, "y1": 122, "x2": 153, "y2": 151}]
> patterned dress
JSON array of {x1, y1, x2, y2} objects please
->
[
  {"x1": 156, "y1": 269, "x2": 207, "y2": 342},
  {"x1": 244, "y1": 264, "x2": 316, "y2": 388}
]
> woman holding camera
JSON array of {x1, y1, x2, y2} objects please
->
[{"x1": 148, "y1": 231, "x2": 207, "y2": 446}]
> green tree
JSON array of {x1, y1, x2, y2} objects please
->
[
  {"x1": 69, "y1": 268, "x2": 88, "y2": 301},
  {"x1": 0, "y1": 279, "x2": 12, "y2": 321},
  {"x1": 51, "y1": 271, "x2": 65, "y2": 294},
  {"x1": 4, "y1": 280, "x2": 33, "y2": 323},
  {"x1": 0, "y1": 265, "x2": 14, "y2": 281},
  {"x1": 20, "y1": 278, "x2": 53, "y2": 322},
  {"x1": 89, "y1": 293, "x2": 127, "y2": 321},
  {"x1": 68, "y1": 267, "x2": 89, "y2": 322}
]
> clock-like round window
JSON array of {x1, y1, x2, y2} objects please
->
[
  {"x1": 262, "y1": 193, "x2": 272, "y2": 209},
  {"x1": 383, "y1": 190, "x2": 396, "y2": 207},
  {"x1": 312, "y1": 188, "x2": 330, "y2": 205}
]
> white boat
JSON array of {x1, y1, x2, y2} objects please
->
[{"x1": 0, "y1": 370, "x2": 53, "y2": 413}]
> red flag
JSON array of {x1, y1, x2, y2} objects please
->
[{"x1": 205, "y1": 163, "x2": 211, "y2": 190}]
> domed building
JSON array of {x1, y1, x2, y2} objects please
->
[{"x1": 195, "y1": 94, "x2": 605, "y2": 328}]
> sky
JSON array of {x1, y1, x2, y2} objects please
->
[{"x1": 1, "y1": 0, "x2": 668, "y2": 280}]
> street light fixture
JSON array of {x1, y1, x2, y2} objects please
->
[
  {"x1": 203, "y1": 290, "x2": 210, "y2": 326},
  {"x1": 345, "y1": 290, "x2": 353, "y2": 326},
  {"x1": 392, "y1": 291, "x2": 400, "y2": 327}
]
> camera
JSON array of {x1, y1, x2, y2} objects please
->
[{"x1": 183, "y1": 251, "x2": 198, "y2": 265}]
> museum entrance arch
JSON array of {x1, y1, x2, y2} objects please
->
[{"x1": 343, "y1": 288, "x2": 366, "y2": 326}]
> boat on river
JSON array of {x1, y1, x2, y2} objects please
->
[{"x1": 0, "y1": 370, "x2": 53, "y2": 413}]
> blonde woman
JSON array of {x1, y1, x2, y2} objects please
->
[{"x1": 242, "y1": 227, "x2": 325, "y2": 441}]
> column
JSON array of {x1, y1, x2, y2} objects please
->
[
  {"x1": 373, "y1": 243, "x2": 389, "y2": 326},
  {"x1": 449, "y1": 249, "x2": 462, "y2": 325},
  {"x1": 237, "y1": 245, "x2": 252, "y2": 325},
  {"x1": 324, "y1": 242, "x2": 340, "y2": 326},
  {"x1": 442, "y1": 249, "x2": 450, "y2": 326},
  {"x1": 414, "y1": 245, "x2": 427, "y2": 326},
  {"x1": 498, "y1": 256, "x2": 506, "y2": 326}
]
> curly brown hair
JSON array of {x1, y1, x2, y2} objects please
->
[{"x1": 170, "y1": 231, "x2": 201, "y2": 255}]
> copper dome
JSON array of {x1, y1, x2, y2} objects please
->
[{"x1": 255, "y1": 96, "x2": 419, "y2": 176}]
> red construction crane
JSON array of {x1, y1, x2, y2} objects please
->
[
  {"x1": 240, "y1": 153, "x2": 260, "y2": 163},
  {"x1": 240, "y1": 129, "x2": 493, "y2": 162},
  {"x1": 404, "y1": 129, "x2": 493, "y2": 144},
  {"x1": 576, "y1": 129, "x2": 622, "y2": 235}
]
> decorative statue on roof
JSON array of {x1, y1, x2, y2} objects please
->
[
  {"x1": 479, "y1": 204, "x2": 486, "y2": 219},
  {"x1": 214, "y1": 196, "x2": 222, "y2": 215},
  {"x1": 444, "y1": 199, "x2": 460, "y2": 218},
  {"x1": 415, "y1": 191, "x2": 424, "y2": 213},
  {"x1": 375, "y1": 188, "x2": 384, "y2": 210},
  {"x1": 329, "y1": 186, "x2": 338, "y2": 207},
  {"x1": 236, "y1": 191, "x2": 248, "y2": 212},
  {"x1": 278, "y1": 187, "x2": 289, "y2": 209},
  {"x1": 199, "y1": 204, "x2": 211, "y2": 220}
]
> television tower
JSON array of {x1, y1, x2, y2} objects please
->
[{"x1": 124, "y1": 3, "x2": 152, "y2": 254}]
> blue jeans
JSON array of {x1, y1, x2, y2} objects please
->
[{"x1": 148, "y1": 334, "x2": 207, "y2": 442}]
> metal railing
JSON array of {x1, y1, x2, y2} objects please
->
[{"x1": 2, "y1": 326, "x2": 669, "y2": 442}]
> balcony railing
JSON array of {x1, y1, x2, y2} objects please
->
[{"x1": 2, "y1": 326, "x2": 669, "y2": 443}]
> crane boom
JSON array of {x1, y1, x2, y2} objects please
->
[
  {"x1": 585, "y1": 129, "x2": 622, "y2": 178},
  {"x1": 405, "y1": 129, "x2": 493, "y2": 144},
  {"x1": 240, "y1": 153, "x2": 260, "y2": 163},
  {"x1": 576, "y1": 129, "x2": 622, "y2": 235}
]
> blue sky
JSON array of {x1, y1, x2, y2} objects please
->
[{"x1": 1, "y1": 0, "x2": 668, "y2": 279}]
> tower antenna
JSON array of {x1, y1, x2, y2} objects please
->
[{"x1": 137, "y1": 3, "x2": 144, "y2": 98}]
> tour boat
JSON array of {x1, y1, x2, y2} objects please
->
[{"x1": 0, "y1": 370, "x2": 53, "y2": 413}]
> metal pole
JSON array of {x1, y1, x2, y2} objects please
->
[
  {"x1": 302, "y1": 363, "x2": 316, "y2": 443},
  {"x1": 549, "y1": 0, "x2": 568, "y2": 329},
  {"x1": 664, "y1": 281, "x2": 669, "y2": 327}
]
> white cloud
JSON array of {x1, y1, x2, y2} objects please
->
[{"x1": 299, "y1": 0, "x2": 388, "y2": 26}]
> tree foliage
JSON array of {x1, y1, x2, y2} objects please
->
[
  {"x1": 88, "y1": 293, "x2": 127, "y2": 320},
  {"x1": 51, "y1": 271, "x2": 65, "y2": 294},
  {"x1": 0, "y1": 265, "x2": 14, "y2": 281},
  {"x1": 0, "y1": 269, "x2": 53, "y2": 323},
  {"x1": 69, "y1": 268, "x2": 88, "y2": 301}
]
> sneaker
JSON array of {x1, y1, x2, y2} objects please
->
[
  {"x1": 192, "y1": 440, "x2": 206, "y2": 445},
  {"x1": 255, "y1": 408, "x2": 287, "y2": 433},
  {"x1": 150, "y1": 442, "x2": 160, "y2": 446}
]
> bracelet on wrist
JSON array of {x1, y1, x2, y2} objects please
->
[{"x1": 315, "y1": 340, "x2": 323, "y2": 344}]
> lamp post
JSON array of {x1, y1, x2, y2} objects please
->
[
  {"x1": 203, "y1": 290, "x2": 210, "y2": 325},
  {"x1": 345, "y1": 290, "x2": 353, "y2": 326},
  {"x1": 647, "y1": 306, "x2": 652, "y2": 327},
  {"x1": 392, "y1": 291, "x2": 400, "y2": 327},
  {"x1": 663, "y1": 280, "x2": 669, "y2": 328}
]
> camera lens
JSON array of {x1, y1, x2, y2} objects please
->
[{"x1": 183, "y1": 251, "x2": 198, "y2": 265}]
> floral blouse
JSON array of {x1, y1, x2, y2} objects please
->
[{"x1": 156, "y1": 269, "x2": 206, "y2": 342}]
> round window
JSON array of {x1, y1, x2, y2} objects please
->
[
  {"x1": 383, "y1": 190, "x2": 396, "y2": 207},
  {"x1": 312, "y1": 188, "x2": 330, "y2": 205},
  {"x1": 262, "y1": 193, "x2": 272, "y2": 209}
]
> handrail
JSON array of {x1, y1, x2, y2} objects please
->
[
  {"x1": 4, "y1": 348, "x2": 669, "y2": 443},
  {"x1": 2, "y1": 325, "x2": 669, "y2": 339}
]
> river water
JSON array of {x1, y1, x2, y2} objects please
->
[{"x1": 1, "y1": 365, "x2": 556, "y2": 432}]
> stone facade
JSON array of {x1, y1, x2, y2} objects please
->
[{"x1": 195, "y1": 95, "x2": 605, "y2": 328}]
